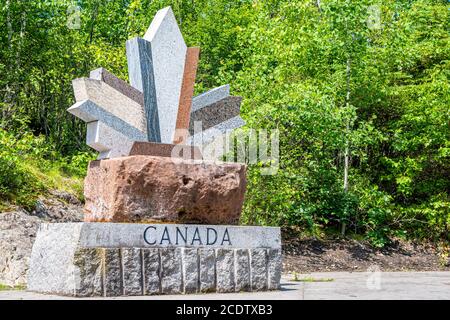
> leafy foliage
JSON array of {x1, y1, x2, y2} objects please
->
[{"x1": 0, "y1": 0, "x2": 448, "y2": 245}]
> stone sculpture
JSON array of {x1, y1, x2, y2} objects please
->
[{"x1": 27, "y1": 6, "x2": 281, "y2": 297}]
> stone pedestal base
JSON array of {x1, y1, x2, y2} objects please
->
[{"x1": 27, "y1": 223, "x2": 281, "y2": 297}]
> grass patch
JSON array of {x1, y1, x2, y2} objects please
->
[
  {"x1": 23, "y1": 163, "x2": 85, "y2": 200},
  {"x1": 0, "y1": 129, "x2": 92, "y2": 210},
  {"x1": 0, "y1": 283, "x2": 26, "y2": 291},
  {"x1": 291, "y1": 273, "x2": 334, "y2": 282}
]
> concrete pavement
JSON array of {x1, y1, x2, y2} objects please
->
[{"x1": 1, "y1": 272, "x2": 449, "y2": 300}]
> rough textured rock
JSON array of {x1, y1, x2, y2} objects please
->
[
  {"x1": 216, "y1": 249, "x2": 235, "y2": 293},
  {"x1": 32, "y1": 190, "x2": 83, "y2": 222},
  {"x1": 0, "y1": 192, "x2": 82, "y2": 287},
  {"x1": 267, "y1": 249, "x2": 282, "y2": 290},
  {"x1": 104, "y1": 248, "x2": 123, "y2": 296},
  {"x1": 251, "y1": 249, "x2": 268, "y2": 291},
  {"x1": 234, "y1": 249, "x2": 250, "y2": 292},
  {"x1": 160, "y1": 248, "x2": 182, "y2": 294},
  {"x1": 122, "y1": 248, "x2": 143, "y2": 295},
  {"x1": 142, "y1": 248, "x2": 160, "y2": 294},
  {"x1": 83, "y1": 155, "x2": 246, "y2": 224},
  {"x1": 199, "y1": 249, "x2": 216, "y2": 292},
  {"x1": 182, "y1": 248, "x2": 199, "y2": 293},
  {"x1": 0, "y1": 210, "x2": 41, "y2": 286},
  {"x1": 73, "y1": 248, "x2": 103, "y2": 297}
]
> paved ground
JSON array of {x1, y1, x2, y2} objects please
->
[{"x1": 1, "y1": 272, "x2": 449, "y2": 300}]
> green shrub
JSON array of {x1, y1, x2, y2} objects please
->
[{"x1": 0, "y1": 129, "x2": 86, "y2": 209}]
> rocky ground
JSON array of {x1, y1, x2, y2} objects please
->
[
  {"x1": 0, "y1": 193, "x2": 448, "y2": 287},
  {"x1": 0, "y1": 190, "x2": 83, "y2": 286},
  {"x1": 282, "y1": 228, "x2": 450, "y2": 273}
]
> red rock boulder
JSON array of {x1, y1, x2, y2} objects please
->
[{"x1": 83, "y1": 156, "x2": 246, "y2": 224}]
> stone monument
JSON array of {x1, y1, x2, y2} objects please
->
[{"x1": 27, "y1": 6, "x2": 281, "y2": 297}]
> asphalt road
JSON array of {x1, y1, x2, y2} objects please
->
[{"x1": 1, "y1": 272, "x2": 449, "y2": 300}]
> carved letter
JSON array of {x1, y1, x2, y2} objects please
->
[
  {"x1": 160, "y1": 226, "x2": 172, "y2": 245},
  {"x1": 206, "y1": 228, "x2": 217, "y2": 245},
  {"x1": 191, "y1": 227, "x2": 203, "y2": 245},
  {"x1": 176, "y1": 226, "x2": 188, "y2": 245},
  {"x1": 221, "y1": 228, "x2": 232, "y2": 245},
  {"x1": 143, "y1": 226, "x2": 157, "y2": 245}
]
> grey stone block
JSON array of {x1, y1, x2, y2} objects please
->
[
  {"x1": 189, "y1": 96, "x2": 242, "y2": 134},
  {"x1": 191, "y1": 84, "x2": 230, "y2": 113},
  {"x1": 78, "y1": 223, "x2": 281, "y2": 250},
  {"x1": 199, "y1": 249, "x2": 216, "y2": 293},
  {"x1": 143, "y1": 6, "x2": 187, "y2": 144},
  {"x1": 216, "y1": 249, "x2": 235, "y2": 293},
  {"x1": 27, "y1": 223, "x2": 83, "y2": 295},
  {"x1": 250, "y1": 249, "x2": 268, "y2": 291},
  {"x1": 68, "y1": 100, "x2": 147, "y2": 142},
  {"x1": 73, "y1": 248, "x2": 103, "y2": 297},
  {"x1": 89, "y1": 67, "x2": 144, "y2": 106},
  {"x1": 86, "y1": 120, "x2": 136, "y2": 159},
  {"x1": 267, "y1": 249, "x2": 282, "y2": 290},
  {"x1": 234, "y1": 249, "x2": 250, "y2": 292},
  {"x1": 142, "y1": 248, "x2": 160, "y2": 295},
  {"x1": 104, "y1": 248, "x2": 122, "y2": 296},
  {"x1": 188, "y1": 115, "x2": 246, "y2": 160},
  {"x1": 160, "y1": 248, "x2": 182, "y2": 294},
  {"x1": 182, "y1": 248, "x2": 199, "y2": 293},
  {"x1": 121, "y1": 248, "x2": 143, "y2": 296},
  {"x1": 126, "y1": 37, "x2": 160, "y2": 142},
  {"x1": 27, "y1": 223, "x2": 282, "y2": 297},
  {"x1": 71, "y1": 78, "x2": 147, "y2": 134}
]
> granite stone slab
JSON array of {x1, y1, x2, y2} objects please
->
[
  {"x1": 76, "y1": 223, "x2": 281, "y2": 249},
  {"x1": 267, "y1": 249, "x2": 282, "y2": 290},
  {"x1": 189, "y1": 115, "x2": 246, "y2": 160},
  {"x1": 128, "y1": 141, "x2": 202, "y2": 160},
  {"x1": 234, "y1": 249, "x2": 250, "y2": 292},
  {"x1": 122, "y1": 248, "x2": 143, "y2": 296},
  {"x1": 251, "y1": 249, "x2": 268, "y2": 291},
  {"x1": 89, "y1": 67, "x2": 144, "y2": 106},
  {"x1": 86, "y1": 121, "x2": 140, "y2": 159},
  {"x1": 216, "y1": 249, "x2": 235, "y2": 293},
  {"x1": 189, "y1": 96, "x2": 242, "y2": 135},
  {"x1": 198, "y1": 249, "x2": 216, "y2": 293},
  {"x1": 27, "y1": 223, "x2": 83, "y2": 295},
  {"x1": 69, "y1": 100, "x2": 147, "y2": 144},
  {"x1": 126, "y1": 37, "x2": 160, "y2": 142},
  {"x1": 27, "y1": 223, "x2": 282, "y2": 297},
  {"x1": 143, "y1": 6, "x2": 187, "y2": 144},
  {"x1": 73, "y1": 248, "x2": 103, "y2": 297},
  {"x1": 142, "y1": 248, "x2": 160, "y2": 295},
  {"x1": 174, "y1": 47, "x2": 200, "y2": 144},
  {"x1": 182, "y1": 248, "x2": 199, "y2": 293},
  {"x1": 103, "y1": 248, "x2": 123, "y2": 296},
  {"x1": 191, "y1": 85, "x2": 230, "y2": 113},
  {"x1": 189, "y1": 115, "x2": 246, "y2": 147},
  {"x1": 160, "y1": 248, "x2": 182, "y2": 294},
  {"x1": 71, "y1": 78, "x2": 147, "y2": 133}
]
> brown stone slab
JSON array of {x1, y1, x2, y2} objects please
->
[
  {"x1": 173, "y1": 47, "x2": 200, "y2": 144},
  {"x1": 89, "y1": 67, "x2": 144, "y2": 106},
  {"x1": 129, "y1": 141, "x2": 202, "y2": 160}
]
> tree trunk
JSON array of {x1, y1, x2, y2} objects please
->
[{"x1": 341, "y1": 57, "x2": 351, "y2": 236}]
